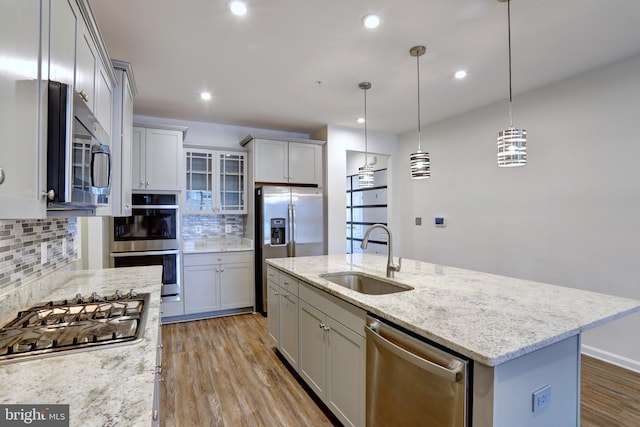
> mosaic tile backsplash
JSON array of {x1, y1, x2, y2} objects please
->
[
  {"x1": 182, "y1": 214, "x2": 244, "y2": 240},
  {"x1": 0, "y1": 219, "x2": 77, "y2": 294}
]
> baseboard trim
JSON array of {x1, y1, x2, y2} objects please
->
[{"x1": 581, "y1": 344, "x2": 640, "y2": 374}]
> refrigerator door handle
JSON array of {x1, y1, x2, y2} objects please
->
[
  {"x1": 291, "y1": 204, "x2": 297, "y2": 257},
  {"x1": 287, "y1": 204, "x2": 293, "y2": 257}
]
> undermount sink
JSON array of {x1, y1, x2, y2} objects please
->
[{"x1": 320, "y1": 272, "x2": 413, "y2": 295}]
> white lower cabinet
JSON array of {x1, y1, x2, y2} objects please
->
[
  {"x1": 183, "y1": 251, "x2": 254, "y2": 316},
  {"x1": 267, "y1": 267, "x2": 300, "y2": 370},
  {"x1": 267, "y1": 280, "x2": 281, "y2": 346},
  {"x1": 267, "y1": 265, "x2": 366, "y2": 427}
]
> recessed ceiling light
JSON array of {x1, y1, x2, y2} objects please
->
[
  {"x1": 357, "y1": 117, "x2": 365, "y2": 124},
  {"x1": 454, "y1": 70, "x2": 467, "y2": 79},
  {"x1": 229, "y1": 1, "x2": 247, "y2": 16},
  {"x1": 362, "y1": 14, "x2": 380, "y2": 29},
  {"x1": 200, "y1": 92, "x2": 212, "y2": 100}
]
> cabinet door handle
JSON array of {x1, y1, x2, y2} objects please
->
[
  {"x1": 0, "y1": 168, "x2": 5, "y2": 185},
  {"x1": 42, "y1": 189, "x2": 55, "y2": 200}
]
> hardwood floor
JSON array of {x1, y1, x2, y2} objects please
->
[
  {"x1": 161, "y1": 314, "x2": 640, "y2": 427},
  {"x1": 160, "y1": 313, "x2": 337, "y2": 427},
  {"x1": 581, "y1": 355, "x2": 640, "y2": 427}
]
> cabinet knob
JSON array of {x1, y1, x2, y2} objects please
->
[
  {"x1": 124, "y1": 204, "x2": 130, "y2": 209},
  {"x1": 319, "y1": 323, "x2": 325, "y2": 329},
  {"x1": 42, "y1": 189, "x2": 55, "y2": 200},
  {"x1": 139, "y1": 181, "x2": 145, "y2": 187},
  {"x1": 146, "y1": 181, "x2": 150, "y2": 187},
  {"x1": 0, "y1": 168, "x2": 5, "y2": 185},
  {"x1": 153, "y1": 410, "x2": 158, "y2": 421}
]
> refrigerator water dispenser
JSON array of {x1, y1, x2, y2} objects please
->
[{"x1": 270, "y1": 218, "x2": 286, "y2": 245}]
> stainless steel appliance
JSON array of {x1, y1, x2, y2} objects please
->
[
  {"x1": 0, "y1": 290, "x2": 149, "y2": 364},
  {"x1": 46, "y1": 81, "x2": 111, "y2": 213},
  {"x1": 255, "y1": 186, "x2": 325, "y2": 314},
  {"x1": 366, "y1": 315, "x2": 470, "y2": 426},
  {"x1": 110, "y1": 194, "x2": 180, "y2": 302}
]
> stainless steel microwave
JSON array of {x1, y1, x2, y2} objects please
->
[{"x1": 46, "y1": 81, "x2": 111, "y2": 213}]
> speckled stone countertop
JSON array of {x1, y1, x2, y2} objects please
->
[
  {"x1": 182, "y1": 237, "x2": 253, "y2": 253},
  {"x1": 0, "y1": 265, "x2": 161, "y2": 427},
  {"x1": 267, "y1": 254, "x2": 640, "y2": 367}
]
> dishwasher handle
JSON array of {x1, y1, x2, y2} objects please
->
[{"x1": 365, "y1": 325, "x2": 464, "y2": 383}]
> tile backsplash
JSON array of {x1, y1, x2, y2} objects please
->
[
  {"x1": 0, "y1": 219, "x2": 77, "y2": 294},
  {"x1": 182, "y1": 214, "x2": 244, "y2": 240}
]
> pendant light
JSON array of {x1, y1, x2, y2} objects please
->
[
  {"x1": 358, "y1": 82, "x2": 374, "y2": 188},
  {"x1": 496, "y1": 0, "x2": 527, "y2": 167},
  {"x1": 409, "y1": 45, "x2": 430, "y2": 179}
]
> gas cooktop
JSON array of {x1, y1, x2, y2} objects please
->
[{"x1": 0, "y1": 290, "x2": 150, "y2": 364}]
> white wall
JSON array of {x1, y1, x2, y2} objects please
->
[
  {"x1": 394, "y1": 54, "x2": 640, "y2": 369},
  {"x1": 133, "y1": 114, "x2": 309, "y2": 149},
  {"x1": 315, "y1": 125, "x2": 399, "y2": 255}
]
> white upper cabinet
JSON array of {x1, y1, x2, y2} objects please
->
[
  {"x1": 110, "y1": 61, "x2": 136, "y2": 216},
  {"x1": 242, "y1": 136, "x2": 324, "y2": 186},
  {"x1": 75, "y1": 23, "x2": 97, "y2": 113},
  {"x1": 184, "y1": 148, "x2": 247, "y2": 214},
  {"x1": 95, "y1": 61, "x2": 113, "y2": 138},
  {"x1": 288, "y1": 142, "x2": 323, "y2": 185},
  {"x1": 254, "y1": 139, "x2": 288, "y2": 183},
  {"x1": 0, "y1": 1, "x2": 49, "y2": 218},
  {"x1": 49, "y1": 0, "x2": 77, "y2": 88},
  {"x1": 133, "y1": 126, "x2": 186, "y2": 192},
  {"x1": 0, "y1": 0, "x2": 115, "y2": 219}
]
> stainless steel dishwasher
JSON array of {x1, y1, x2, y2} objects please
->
[{"x1": 365, "y1": 315, "x2": 470, "y2": 426}]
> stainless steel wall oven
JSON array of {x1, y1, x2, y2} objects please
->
[{"x1": 110, "y1": 193, "x2": 180, "y2": 302}]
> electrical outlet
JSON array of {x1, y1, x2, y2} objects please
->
[
  {"x1": 532, "y1": 385, "x2": 551, "y2": 413},
  {"x1": 41, "y1": 242, "x2": 48, "y2": 264},
  {"x1": 225, "y1": 224, "x2": 233, "y2": 233},
  {"x1": 195, "y1": 225, "x2": 202, "y2": 234},
  {"x1": 415, "y1": 217, "x2": 422, "y2": 226}
]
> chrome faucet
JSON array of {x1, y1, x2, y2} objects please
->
[{"x1": 360, "y1": 224, "x2": 402, "y2": 278}]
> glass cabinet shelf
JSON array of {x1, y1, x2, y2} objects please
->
[{"x1": 184, "y1": 149, "x2": 247, "y2": 214}]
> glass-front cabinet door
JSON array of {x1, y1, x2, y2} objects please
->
[
  {"x1": 184, "y1": 149, "x2": 247, "y2": 214},
  {"x1": 218, "y1": 151, "x2": 246, "y2": 213},
  {"x1": 185, "y1": 149, "x2": 214, "y2": 212}
]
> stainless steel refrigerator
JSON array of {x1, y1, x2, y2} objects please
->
[{"x1": 255, "y1": 186, "x2": 325, "y2": 314}]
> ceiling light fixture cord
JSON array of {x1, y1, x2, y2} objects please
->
[
  {"x1": 507, "y1": 0, "x2": 513, "y2": 127},
  {"x1": 416, "y1": 50, "x2": 422, "y2": 151},
  {"x1": 364, "y1": 86, "x2": 369, "y2": 165}
]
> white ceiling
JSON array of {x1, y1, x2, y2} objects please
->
[{"x1": 89, "y1": 0, "x2": 640, "y2": 135}]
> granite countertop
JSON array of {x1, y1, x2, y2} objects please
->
[
  {"x1": 182, "y1": 237, "x2": 253, "y2": 253},
  {"x1": 267, "y1": 254, "x2": 640, "y2": 367},
  {"x1": 0, "y1": 265, "x2": 162, "y2": 427}
]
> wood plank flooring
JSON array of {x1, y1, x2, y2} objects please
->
[
  {"x1": 161, "y1": 314, "x2": 640, "y2": 427},
  {"x1": 581, "y1": 355, "x2": 640, "y2": 427},
  {"x1": 160, "y1": 313, "x2": 337, "y2": 427}
]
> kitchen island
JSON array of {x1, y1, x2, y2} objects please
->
[
  {"x1": 0, "y1": 265, "x2": 162, "y2": 427},
  {"x1": 267, "y1": 253, "x2": 640, "y2": 427}
]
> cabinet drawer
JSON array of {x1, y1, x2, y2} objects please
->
[
  {"x1": 280, "y1": 272, "x2": 299, "y2": 296},
  {"x1": 299, "y1": 282, "x2": 365, "y2": 337},
  {"x1": 266, "y1": 265, "x2": 280, "y2": 285},
  {"x1": 183, "y1": 251, "x2": 253, "y2": 266}
]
